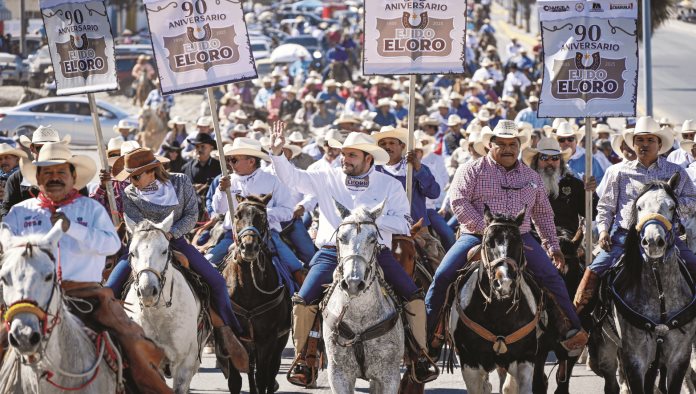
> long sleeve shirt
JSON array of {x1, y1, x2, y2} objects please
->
[
  {"x1": 596, "y1": 157, "x2": 696, "y2": 234},
  {"x1": 422, "y1": 152, "x2": 449, "y2": 209},
  {"x1": 448, "y1": 154, "x2": 560, "y2": 253},
  {"x1": 90, "y1": 180, "x2": 128, "y2": 217},
  {"x1": 567, "y1": 147, "x2": 605, "y2": 185},
  {"x1": 375, "y1": 161, "x2": 440, "y2": 226},
  {"x1": 270, "y1": 154, "x2": 410, "y2": 248},
  {"x1": 4, "y1": 196, "x2": 120, "y2": 282}
]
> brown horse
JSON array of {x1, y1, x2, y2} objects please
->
[
  {"x1": 136, "y1": 106, "x2": 167, "y2": 151},
  {"x1": 133, "y1": 72, "x2": 154, "y2": 107}
]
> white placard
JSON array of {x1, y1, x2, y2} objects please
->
[
  {"x1": 144, "y1": 0, "x2": 257, "y2": 94},
  {"x1": 363, "y1": 0, "x2": 467, "y2": 75},
  {"x1": 40, "y1": 0, "x2": 117, "y2": 95},
  {"x1": 538, "y1": 0, "x2": 638, "y2": 117}
]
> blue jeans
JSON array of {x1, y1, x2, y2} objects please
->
[
  {"x1": 106, "y1": 237, "x2": 243, "y2": 334},
  {"x1": 427, "y1": 209, "x2": 456, "y2": 250},
  {"x1": 590, "y1": 228, "x2": 696, "y2": 276},
  {"x1": 280, "y1": 219, "x2": 317, "y2": 263},
  {"x1": 205, "y1": 230, "x2": 233, "y2": 266},
  {"x1": 447, "y1": 215, "x2": 459, "y2": 232},
  {"x1": 425, "y1": 233, "x2": 581, "y2": 333},
  {"x1": 270, "y1": 229, "x2": 303, "y2": 273},
  {"x1": 297, "y1": 247, "x2": 419, "y2": 304},
  {"x1": 302, "y1": 211, "x2": 313, "y2": 228}
]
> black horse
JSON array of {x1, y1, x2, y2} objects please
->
[{"x1": 220, "y1": 194, "x2": 292, "y2": 394}]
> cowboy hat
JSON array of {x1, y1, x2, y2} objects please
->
[
  {"x1": 681, "y1": 120, "x2": 696, "y2": 134},
  {"x1": 187, "y1": 133, "x2": 217, "y2": 148},
  {"x1": 219, "y1": 137, "x2": 270, "y2": 161},
  {"x1": 552, "y1": 122, "x2": 581, "y2": 140},
  {"x1": 251, "y1": 120, "x2": 270, "y2": 132},
  {"x1": 373, "y1": 126, "x2": 408, "y2": 145},
  {"x1": 476, "y1": 109, "x2": 492, "y2": 122},
  {"x1": 112, "y1": 119, "x2": 137, "y2": 134},
  {"x1": 113, "y1": 148, "x2": 169, "y2": 182},
  {"x1": 466, "y1": 96, "x2": 482, "y2": 105},
  {"x1": 413, "y1": 129, "x2": 436, "y2": 154},
  {"x1": 219, "y1": 93, "x2": 240, "y2": 105},
  {"x1": 392, "y1": 93, "x2": 406, "y2": 103},
  {"x1": 447, "y1": 114, "x2": 465, "y2": 127},
  {"x1": 196, "y1": 116, "x2": 213, "y2": 128},
  {"x1": 229, "y1": 109, "x2": 248, "y2": 121},
  {"x1": 501, "y1": 95, "x2": 517, "y2": 107},
  {"x1": 106, "y1": 137, "x2": 124, "y2": 156},
  {"x1": 160, "y1": 140, "x2": 183, "y2": 152},
  {"x1": 317, "y1": 129, "x2": 346, "y2": 147},
  {"x1": 680, "y1": 139, "x2": 696, "y2": 154},
  {"x1": 283, "y1": 143, "x2": 302, "y2": 159},
  {"x1": 521, "y1": 137, "x2": 572, "y2": 167},
  {"x1": 527, "y1": 95, "x2": 540, "y2": 103},
  {"x1": 324, "y1": 79, "x2": 340, "y2": 88},
  {"x1": 448, "y1": 92, "x2": 464, "y2": 101},
  {"x1": 480, "y1": 58, "x2": 494, "y2": 68},
  {"x1": 282, "y1": 86, "x2": 298, "y2": 95},
  {"x1": 288, "y1": 131, "x2": 309, "y2": 145},
  {"x1": 377, "y1": 97, "x2": 392, "y2": 107},
  {"x1": 21, "y1": 143, "x2": 96, "y2": 190},
  {"x1": 334, "y1": 113, "x2": 361, "y2": 125},
  {"x1": 611, "y1": 132, "x2": 630, "y2": 160},
  {"x1": 19, "y1": 125, "x2": 71, "y2": 148},
  {"x1": 469, "y1": 130, "x2": 489, "y2": 157},
  {"x1": 229, "y1": 124, "x2": 249, "y2": 136},
  {"x1": 625, "y1": 116, "x2": 674, "y2": 155},
  {"x1": 0, "y1": 142, "x2": 27, "y2": 160},
  {"x1": 327, "y1": 132, "x2": 390, "y2": 165},
  {"x1": 167, "y1": 116, "x2": 188, "y2": 129},
  {"x1": 419, "y1": 116, "x2": 440, "y2": 127},
  {"x1": 481, "y1": 120, "x2": 530, "y2": 147},
  {"x1": 435, "y1": 99, "x2": 450, "y2": 108}
]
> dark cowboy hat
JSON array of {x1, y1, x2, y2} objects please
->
[
  {"x1": 187, "y1": 132, "x2": 217, "y2": 148},
  {"x1": 114, "y1": 148, "x2": 169, "y2": 182},
  {"x1": 160, "y1": 140, "x2": 183, "y2": 152}
]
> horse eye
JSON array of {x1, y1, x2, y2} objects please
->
[
  {"x1": 44, "y1": 273, "x2": 53, "y2": 282},
  {"x1": 161, "y1": 250, "x2": 167, "y2": 255},
  {"x1": 637, "y1": 206, "x2": 642, "y2": 211},
  {"x1": 1, "y1": 276, "x2": 9, "y2": 286}
]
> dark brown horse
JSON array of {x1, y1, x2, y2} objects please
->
[{"x1": 220, "y1": 194, "x2": 291, "y2": 394}]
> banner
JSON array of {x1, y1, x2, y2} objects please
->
[
  {"x1": 363, "y1": 0, "x2": 467, "y2": 75},
  {"x1": 144, "y1": 0, "x2": 257, "y2": 94},
  {"x1": 40, "y1": 0, "x2": 117, "y2": 95},
  {"x1": 538, "y1": 0, "x2": 638, "y2": 117}
]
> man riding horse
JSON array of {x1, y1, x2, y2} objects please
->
[
  {"x1": 268, "y1": 123, "x2": 439, "y2": 385},
  {"x1": 426, "y1": 120, "x2": 588, "y2": 356},
  {"x1": 574, "y1": 116, "x2": 696, "y2": 312},
  {"x1": 1, "y1": 143, "x2": 172, "y2": 393}
]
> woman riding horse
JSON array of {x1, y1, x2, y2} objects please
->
[{"x1": 105, "y1": 148, "x2": 248, "y2": 372}]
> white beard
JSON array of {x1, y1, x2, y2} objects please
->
[{"x1": 539, "y1": 166, "x2": 561, "y2": 199}]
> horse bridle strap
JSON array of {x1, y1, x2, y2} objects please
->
[
  {"x1": 635, "y1": 213, "x2": 673, "y2": 232},
  {"x1": 231, "y1": 286, "x2": 288, "y2": 341}
]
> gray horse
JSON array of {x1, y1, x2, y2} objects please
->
[
  {"x1": 590, "y1": 176, "x2": 696, "y2": 394},
  {"x1": 321, "y1": 200, "x2": 404, "y2": 394},
  {"x1": 0, "y1": 221, "x2": 121, "y2": 393}
]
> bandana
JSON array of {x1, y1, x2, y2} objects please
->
[
  {"x1": 136, "y1": 180, "x2": 178, "y2": 206},
  {"x1": 381, "y1": 158, "x2": 406, "y2": 177},
  {"x1": 37, "y1": 189, "x2": 81, "y2": 213},
  {"x1": 0, "y1": 166, "x2": 18, "y2": 181},
  {"x1": 345, "y1": 167, "x2": 373, "y2": 191}
]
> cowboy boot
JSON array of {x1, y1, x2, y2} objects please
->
[
  {"x1": 209, "y1": 308, "x2": 249, "y2": 373},
  {"x1": 404, "y1": 299, "x2": 439, "y2": 383},
  {"x1": 573, "y1": 268, "x2": 600, "y2": 314},
  {"x1": 287, "y1": 303, "x2": 318, "y2": 387},
  {"x1": 544, "y1": 291, "x2": 589, "y2": 358}
]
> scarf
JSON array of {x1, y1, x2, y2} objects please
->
[
  {"x1": 136, "y1": 180, "x2": 178, "y2": 206},
  {"x1": 345, "y1": 167, "x2": 373, "y2": 191},
  {"x1": 37, "y1": 189, "x2": 81, "y2": 213},
  {"x1": 0, "y1": 166, "x2": 18, "y2": 181},
  {"x1": 381, "y1": 158, "x2": 407, "y2": 177}
]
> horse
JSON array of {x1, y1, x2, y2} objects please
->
[
  {"x1": 0, "y1": 222, "x2": 122, "y2": 393},
  {"x1": 123, "y1": 213, "x2": 208, "y2": 394},
  {"x1": 589, "y1": 174, "x2": 696, "y2": 394},
  {"x1": 451, "y1": 205, "x2": 543, "y2": 394},
  {"x1": 220, "y1": 194, "x2": 291, "y2": 394},
  {"x1": 133, "y1": 72, "x2": 154, "y2": 107},
  {"x1": 136, "y1": 106, "x2": 167, "y2": 151},
  {"x1": 321, "y1": 200, "x2": 404, "y2": 394}
]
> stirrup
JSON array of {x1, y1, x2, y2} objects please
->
[
  {"x1": 287, "y1": 357, "x2": 317, "y2": 388},
  {"x1": 408, "y1": 353, "x2": 440, "y2": 384}
]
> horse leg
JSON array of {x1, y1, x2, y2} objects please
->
[
  {"x1": 555, "y1": 357, "x2": 579, "y2": 394},
  {"x1": 327, "y1": 368, "x2": 355, "y2": 394},
  {"x1": 266, "y1": 335, "x2": 287, "y2": 394},
  {"x1": 620, "y1": 351, "x2": 650, "y2": 394},
  {"x1": 226, "y1": 366, "x2": 243, "y2": 394},
  {"x1": 665, "y1": 352, "x2": 692, "y2": 394},
  {"x1": 590, "y1": 330, "x2": 620, "y2": 394},
  {"x1": 254, "y1": 343, "x2": 273, "y2": 394},
  {"x1": 172, "y1": 348, "x2": 200, "y2": 394},
  {"x1": 508, "y1": 361, "x2": 534, "y2": 394},
  {"x1": 462, "y1": 365, "x2": 492, "y2": 394},
  {"x1": 532, "y1": 349, "x2": 549, "y2": 394}
]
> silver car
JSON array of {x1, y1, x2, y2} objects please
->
[{"x1": 0, "y1": 97, "x2": 138, "y2": 146}]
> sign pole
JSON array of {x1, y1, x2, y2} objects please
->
[
  {"x1": 642, "y1": 0, "x2": 653, "y2": 116},
  {"x1": 87, "y1": 93, "x2": 120, "y2": 226},
  {"x1": 207, "y1": 87, "x2": 236, "y2": 217},
  {"x1": 584, "y1": 117, "x2": 593, "y2": 268},
  {"x1": 406, "y1": 74, "x2": 416, "y2": 204}
]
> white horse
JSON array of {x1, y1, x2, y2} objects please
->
[
  {"x1": 0, "y1": 222, "x2": 121, "y2": 393},
  {"x1": 124, "y1": 213, "x2": 207, "y2": 394},
  {"x1": 321, "y1": 200, "x2": 404, "y2": 394}
]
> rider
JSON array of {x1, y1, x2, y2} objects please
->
[
  {"x1": 269, "y1": 124, "x2": 439, "y2": 385},
  {"x1": 105, "y1": 148, "x2": 249, "y2": 373},
  {"x1": 131, "y1": 54, "x2": 156, "y2": 81},
  {"x1": 2, "y1": 143, "x2": 172, "y2": 393},
  {"x1": 574, "y1": 116, "x2": 696, "y2": 312},
  {"x1": 425, "y1": 120, "x2": 589, "y2": 355}
]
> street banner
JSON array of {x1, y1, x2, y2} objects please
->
[
  {"x1": 144, "y1": 0, "x2": 257, "y2": 94},
  {"x1": 40, "y1": 0, "x2": 117, "y2": 95},
  {"x1": 538, "y1": 0, "x2": 638, "y2": 117},
  {"x1": 363, "y1": 0, "x2": 467, "y2": 75}
]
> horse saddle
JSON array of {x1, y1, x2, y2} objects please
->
[
  {"x1": 467, "y1": 245, "x2": 482, "y2": 263},
  {"x1": 172, "y1": 250, "x2": 190, "y2": 269}
]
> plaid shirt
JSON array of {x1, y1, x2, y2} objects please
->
[
  {"x1": 449, "y1": 155, "x2": 560, "y2": 252},
  {"x1": 596, "y1": 157, "x2": 696, "y2": 234},
  {"x1": 90, "y1": 180, "x2": 128, "y2": 218}
]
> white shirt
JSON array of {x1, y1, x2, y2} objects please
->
[
  {"x1": 596, "y1": 161, "x2": 625, "y2": 197},
  {"x1": 594, "y1": 151, "x2": 613, "y2": 172},
  {"x1": 667, "y1": 148, "x2": 694, "y2": 169},
  {"x1": 4, "y1": 196, "x2": 121, "y2": 282},
  {"x1": 687, "y1": 161, "x2": 696, "y2": 185},
  {"x1": 422, "y1": 153, "x2": 449, "y2": 209},
  {"x1": 307, "y1": 155, "x2": 342, "y2": 172},
  {"x1": 271, "y1": 154, "x2": 410, "y2": 248},
  {"x1": 212, "y1": 168, "x2": 293, "y2": 231},
  {"x1": 472, "y1": 67, "x2": 491, "y2": 82},
  {"x1": 503, "y1": 70, "x2": 531, "y2": 96}
]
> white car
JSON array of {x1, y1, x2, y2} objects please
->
[
  {"x1": 0, "y1": 97, "x2": 138, "y2": 146},
  {"x1": 250, "y1": 39, "x2": 272, "y2": 61},
  {"x1": 0, "y1": 53, "x2": 27, "y2": 85}
]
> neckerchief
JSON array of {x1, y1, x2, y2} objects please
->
[
  {"x1": 0, "y1": 165, "x2": 18, "y2": 181},
  {"x1": 37, "y1": 189, "x2": 81, "y2": 213},
  {"x1": 137, "y1": 180, "x2": 178, "y2": 206},
  {"x1": 381, "y1": 158, "x2": 406, "y2": 177},
  {"x1": 345, "y1": 167, "x2": 373, "y2": 191}
]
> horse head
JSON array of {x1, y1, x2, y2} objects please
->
[
  {"x1": 557, "y1": 226, "x2": 583, "y2": 270},
  {"x1": 0, "y1": 222, "x2": 63, "y2": 356},
  {"x1": 481, "y1": 204, "x2": 526, "y2": 300},
  {"x1": 633, "y1": 173, "x2": 680, "y2": 260},
  {"x1": 233, "y1": 194, "x2": 272, "y2": 262},
  {"x1": 334, "y1": 199, "x2": 384, "y2": 297},
  {"x1": 125, "y1": 213, "x2": 174, "y2": 307}
]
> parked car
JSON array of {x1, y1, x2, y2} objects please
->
[
  {"x1": 0, "y1": 52, "x2": 27, "y2": 85},
  {"x1": 27, "y1": 45, "x2": 52, "y2": 88},
  {"x1": 0, "y1": 97, "x2": 138, "y2": 145}
]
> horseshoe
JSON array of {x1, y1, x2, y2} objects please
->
[
  {"x1": 187, "y1": 24, "x2": 212, "y2": 42},
  {"x1": 70, "y1": 33, "x2": 89, "y2": 50},
  {"x1": 574, "y1": 52, "x2": 601, "y2": 70},
  {"x1": 401, "y1": 12, "x2": 428, "y2": 29}
]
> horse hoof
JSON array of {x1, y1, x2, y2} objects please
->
[{"x1": 274, "y1": 380, "x2": 279, "y2": 392}]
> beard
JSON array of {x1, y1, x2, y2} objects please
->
[{"x1": 539, "y1": 166, "x2": 561, "y2": 199}]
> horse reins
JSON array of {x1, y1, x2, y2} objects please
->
[{"x1": 130, "y1": 228, "x2": 174, "y2": 308}]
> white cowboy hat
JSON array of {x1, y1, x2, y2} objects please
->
[
  {"x1": 334, "y1": 113, "x2": 361, "y2": 125},
  {"x1": 219, "y1": 137, "x2": 270, "y2": 161},
  {"x1": 466, "y1": 96, "x2": 482, "y2": 105},
  {"x1": 373, "y1": 126, "x2": 408, "y2": 145},
  {"x1": 447, "y1": 114, "x2": 465, "y2": 127},
  {"x1": 481, "y1": 120, "x2": 530, "y2": 147},
  {"x1": 681, "y1": 120, "x2": 696, "y2": 134},
  {"x1": 0, "y1": 143, "x2": 27, "y2": 159},
  {"x1": 521, "y1": 137, "x2": 572, "y2": 167},
  {"x1": 552, "y1": 122, "x2": 581, "y2": 139},
  {"x1": 377, "y1": 97, "x2": 392, "y2": 107},
  {"x1": 20, "y1": 143, "x2": 96, "y2": 190},
  {"x1": 327, "y1": 132, "x2": 390, "y2": 165},
  {"x1": 251, "y1": 120, "x2": 270, "y2": 132},
  {"x1": 282, "y1": 86, "x2": 298, "y2": 95},
  {"x1": 324, "y1": 79, "x2": 340, "y2": 88},
  {"x1": 287, "y1": 131, "x2": 308, "y2": 145},
  {"x1": 283, "y1": 143, "x2": 302, "y2": 159},
  {"x1": 391, "y1": 93, "x2": 406, "y2": 103},
  {"x1": 419, "y1": 116, "x2": 441, "y2": 127},
  {"x1": 413, "y1": 129, "x2": 436, "y2": 154},
  {"x1": 220, "y1": 93, "x2": 240, "y2": 105},
  {"x1": 196, "y1": 116, "x2": 213, "y2": 128},
  {"x1": 517, "y1": 122, "x2": 533, "y2": 135},
  {"x1": 680, "y1": 139, "x2": 696, "y2": 153},
  {"x1": 501, "y1": 95, "x2": 517, "y2": 107},
  {"x1": 317, "y1": 129, "x2": 346, "y2": 147},
  {"x1": 611, "y1": 132, "x2": 629, "y2": 160},
  {"x1": 112, "y1": 119, "x2": 137, "y2": 134},
  {"x1": 476, "y1": 109, "x2": 492, "y2": 122},
  {"x1": 448, "y1": 92, "x2": 464, "y2": 101},
  {"x1": 435, "y1": 99, "x2": 450, "y2": 108},
  {"x1": 369, "y1": 76, "x2": 385, "y2": 85},
  {"x1": 106, "y1": 137, "x2": 124, "y2": 156},
  {"x1": 167, "y1": 116, "x2": 187, "y2": 129},
  {"x1": 19, "y1": 125, "x2": 71, "y2": 148},
  {"x1": 469, "y1": 130, "x2": 489, "y2": 157},
  {"x1": 230, "y1": 109, "x2": 248, "y2": 121},
  {"x1": 527, "y1": 96, "x2": 540, "y2": 103},
  {"x1": 625, "y1": 116, "x2": 674, "y2": 155}
]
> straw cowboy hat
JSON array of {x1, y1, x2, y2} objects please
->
[
  {"x1": 527, "y1": 96, "x2": 539, "y2": 104},
  {"x1": 435, "y1": 99, "x2": 450, "y2": 109},
  {"x1": 334, "y1": 113, "x2": 361, "y2": 126},
  {"x1": 230, "y1": 109, "x2": 248, "y2": 121},
  {"x1": 106, "y1": 137, "x2": 124, "y2": 156},
  {"x1": 19, "y1": 125, "x2": 71, "y2": 148},
  {"x1": 625, "y1": 116, "x2": 674, "y2": 155},
  {"x1": 373, "y1": 126, "x2": 408, "y2": 145},
  {"x1": 251, "y1": 120, "x2": 270, "y2": 132},
  {"x1": 229, "y1": 124, "x2": 249, "y2": 137},
  {"x1": 680, "y1": 120, "x2": 696, "y2": 134},
  {"x1": 611, "y1": 132, "x2": 630, "y2": 160},
  {"x1": 196, "y1": 116, "x2": 213, "y2": 128},
  {"x1": 475, "y1": 109, "x2": 493, "y2": 122},
  {"x1": 114, "y1": 148, "x2": 169, "y2": 182},
  {"x1": 447, "y1": 114, "x2": 466, "y2": 127},
  {"x1": 501, "y1": 95, "x2": 517, "y2": 107},
  {"x1": 167, "y1": 116, "x2": 188, "y2": 129},
  {"x1": 551, "y1": 122, "x2": 582, "y2": 141},
  {"x1": 219, "y1": 137, "x2": 270, "y2": 161},
  {"x1": 327, "y1": 132, "x2": 390, "y2": 165},
  {"x1": 377, "y1": 97, "x2": 392, "y2": 107},
  {"x1": 113, "y1": 119, "x2": 137, "y2": 134},
  {"x1": 283, "y1": 143, "x2": 302, "y2": 159},
  {"x1": 220, "y1": 93, "x2": 240, "y2": 105},
  {"x1": 316, "y1": 129, "x2": 345, "y2": 147},
  {"x1": 0, "y1": 142, "x2": 27, "y2": 160},
  {"x1": 481, "y1": 120, "x2": 530, "y2": 147},
  {"x1": 392, "y1": 93, "x2": 406, "y2": 103},
  {"x1": 521, "y1": 137, "x2": 572, "y2": 167},
  {"x1": 419, "y1": 116, "x2": 440, "y2": 127},
  {"x1": 287, "y1": 131, "x2": 309, "y2": 145},
  {"x1": 413, "y1": 130, "x2": 436, "y2": 154},
  {"x1": 108, "y1": 140, "x2": 142, "y2": 175},
  {"x1": 324, "y1": 79, "x2": 340, "y2": 88},
  {"x1": 21, "y1": 143, "x2": 96, "y2": 190},
  {"x1": 469, "y1": 130, "x2": 489, "y2": 157},
  {"x1": 680, "y1": 138, "x2": 696, "y2": 154}
]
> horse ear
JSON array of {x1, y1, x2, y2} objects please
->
[
  {"x1": 411, "y1": 217, "x2": 424, "y2": 236},
  {"x1": 235, "y1": 194, "x2": 246, "y2": 204},
  {"x1": 42, "y1": 220, "x2": 64, "y2": 248},
  {"x1": 124, "y1": 214, "x2": 136, "y2": 234},
  {"x1": 369, "y1": 199, "x2": 386, "y2": 221},
  {"x1": 483, "y1": 204, "x2": 493, "y2": 224},
  {"x1": 515, "y1": 206, "x2": 527, "y2": 226},
  {"x1": 333, "y1": 198, "x2": 351, "y2": 220},
  {"x1": 0, "y1": 223, "x2": 12, "y2": 255},
  {"x1": 159, "y1": 212, "x2": 174, "y2": 233},
  {"x1": 260, "y1": 193, "x2": 273, "y2": 206},
  {"x1": 668, "y1": 172, "x2": 681, "y2": 191}
]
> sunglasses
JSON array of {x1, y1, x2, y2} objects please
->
[
  {"x1": 226, "y1": 157, "x2": 246, "y2": 165},
  {"x1": 557, "y1": 137, "x2": 575, "y2": 143},
  {"x1": 539, "y1": 154, "x2": 561, "y2": 162},
  {"x1": 131, "y1": 170, "x2": 152, "y2": 181}
]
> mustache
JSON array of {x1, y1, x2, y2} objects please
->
[{"x1": 46, "y1": 180, "x2": 65, "y2": 187}]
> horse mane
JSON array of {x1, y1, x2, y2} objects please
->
[{"x1": 622, "y1": 180, "x2": 679, "y2": 285}]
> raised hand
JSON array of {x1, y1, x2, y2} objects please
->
[{"x1": 270, "y1": 120, "x2": 287, "y2": 156}]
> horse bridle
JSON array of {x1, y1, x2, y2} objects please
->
[
  {"x1": 129, "y1": 228, "x2": 174, "y2": 308},
  {"x1": 479, "y1": 221, "x2": 526, "y2": 306},
  {"x1": 635, "y1": 212, "x2": 676, "y2": 261},
  {"x1": 234, "y1": 200, "x2": 270, "y2": 245},
  {"x1": 334, "y1": 220, "x2": 381, "y2": 295}
]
